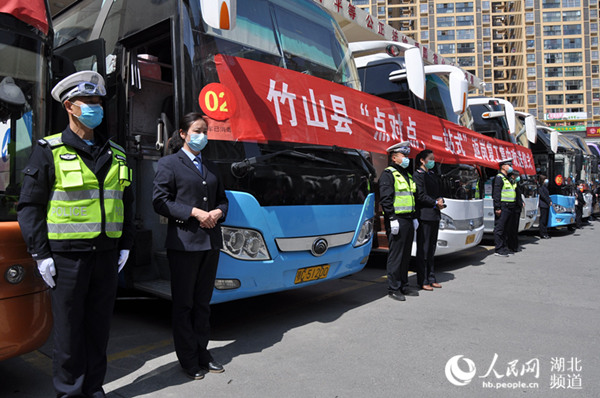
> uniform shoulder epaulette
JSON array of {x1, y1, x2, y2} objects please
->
[
  {"x1": 109, "y1": 140, "x2": 126, "y2": 154},
  {"x1": 38, "y1": 134, "x2": 64, "y2": 148}
]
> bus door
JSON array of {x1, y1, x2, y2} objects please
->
[{"x1": 118, "y1": 21, "x2": 177, "y2": 297}]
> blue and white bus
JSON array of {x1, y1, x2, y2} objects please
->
[{"x1": 52, "y1": 0, "x2": 375, "y2": 303}]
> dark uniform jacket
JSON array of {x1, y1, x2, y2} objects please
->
[
  {"x1": 492, "y1": 172, "x2": 516, "y2": 210},
  {"x1": 539, "y1": 184, "x2": 552, "y2": 209},
  {"x1": 17, "y1": 127, "x2": 135, "y2": 259},
  {"x1": 378, "y1": 164, "x2": 416, "y2": 221},
  {"x1": 413, "y1": 168, "x2": 442, "y2": 222},
  {"x1": 575, "y1": 189, "x2": 586, "y2": 209},
  {"x1": 152, "y1": 149, "x2": 228, "y2": 251}
]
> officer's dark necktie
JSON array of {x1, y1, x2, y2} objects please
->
[{"x1": 193, "y1": 154, "x2": 204, "y2": 177}]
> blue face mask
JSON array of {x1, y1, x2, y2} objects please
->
[
  {"x1": 426, "y1": 160, "x2": 435, "y2": 170},
  {"x1": 187, "y1": 132, "x2": 208, "y2": 152},
  {"x1": 544, "y1": 179, "x2": 549, "y2": 185},
  {"x1": 506, "y1": 166, "x2": 514, "y2": 174},
  {"x1": 399, "y1": 157, "x2": 410, "y2": 169},
  {"x1": 74, "y1": 103, "x2": 103, "y2": 129},
  {"x1": 515, "y1": 176, "x2": 521, "y2": 182}
]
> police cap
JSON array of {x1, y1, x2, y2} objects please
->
[
  {"x1": 51, "y1": 71, "x2": 106, "y2": 103},
  {"x1": 498, "y1": 157, "x2": 513, "y2": 167},
  {"x1": 386, "y1": 141, "x2": 411, "y2": 155}
]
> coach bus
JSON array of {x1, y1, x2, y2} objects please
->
[
  {"x1": 466, "y1": 98, "x2": 539, "y2": 233},
  {"x1": 0, "y1": 0, "x2": 53, "y2": 360},
  {"x1": 353, "y1": 45, "x2": 485, "y2": 256},
  {"x1": 52, "y1": 0, "x2": 377, "y2": 303}
]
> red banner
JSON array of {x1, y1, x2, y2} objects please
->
[
  {"x1": 0, "y1": 0, "x2": 49, "y2": 35},
  {"x1": 208, "y1": 55, "x2": 536, "y2": 175},
  {"x1": 587, "y1": 127, "x2": 600, "y2": 137}
]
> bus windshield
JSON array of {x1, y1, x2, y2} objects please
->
[
  {"x1": 0, "y1": 29, "x2": 47, "y2": 221},
  {"x1": 200, "y1": 0, "x2": 359, "y2": 89},
  {"x1": 438, "y1": 164, "x2": 481, "y2": 200}
]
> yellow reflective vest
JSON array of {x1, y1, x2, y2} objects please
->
[
  {"x1": 386, "y1": 166, "x2": 416, "y2": 214},
  {"x1": 500, "y1": 175, "x2": 516, "y2": 202},
  {"x1": 44, "y1": 133, "x2": 132, "y2": 240}
]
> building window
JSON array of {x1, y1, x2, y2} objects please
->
[
  {"x1": 565, "y1": 94, "x2": 583, "y2": 104},
  {"x1": 484, "y1": 69, "x2": 492, "y2": 78},
  {"x1": 421, "y1": 17, "x2": 428, "y2": 27},
  {"x1": 565, "y1": 80, "x2": 583, "y2": 90},
  {"x1": 592, "y1": 23, "x2": 599, "y2": 33},
  {"x1": 353, "y1": 0, "x2": 369, "y2": 4},
  {"x1": 528, "y1": 81, "x2": 537, "y2": 90},
  {"x1": 546, "y1": 81, "x2": 564, "y2": 91},
  {"x1": 593, "y1": 51, "x2": 600, "y2": 61},
  {"x1": 544, "y1": 39, "x2": 562, "y2": 50},
  {"x1": 437, "y1": 44, "x2": 456, "y2": 54},
  {"x1": 457, "y1": 43, "x2": 475, "y2": 53},
  {"x1": 593, "y1": 37, "x2": 599, "y2": 47},
  {"x1": 527, "y1": 54, "x2": 536, "y2": 63},
  {"x1": 593, "y1": 79, "x2": 600, "y2": 88},
  {"x1": 436, "y1": 3, "x2": 454, "y2": 14},
  {"x1": 456, "y1": 16, "x2": 474, "y2": 26},
  {"x1": 543, "y1": 26, "x2": 562, "y2": 36},
  {"x1": 526, "y1": 26, "x2": 535, "y2": 35},
  {"x1": 482, "y1": 1, "x2": 490, "y2": 10},
  {"x1": 545, "y1": 53, "x2": 563, "y2": 63},
  {"x1": 528, "y1": 67, "x2": 537, "y2": 76},
  {"x1": 592, "y1": 9, "x2": 598, "y2": 19},
  {"x1": 542, "y1": 0, "x2": 561, "y2": 8},
  {"x1": 420, "y1": 4, "x2": 428, "y2": 14},
  {"x1": 563, "y1": 38, "x2": 582, "y2": 49},
  {"x1": 525, "y1": 0, "x2": 535, "y2": 7},
  {"x1": 421, "y1": 31, "x2": 429, "y2": 40},
  {"x1": 562, "y1": 11, "x2": 581, "y2": 21},
  {"x1": 594, "y1": 107, "x2": 600, "y2": 116},
  {"x1": 437, "y1": 30, "x2": 455, "y2": 41},
  {"x1": 564, "y1": 52, "x2": 583, "y2": 63},
  {"x1": 562, "y1": 0, "x2": 581, "y2": 7},
  {"x1": 593, "y1": 65, "x2": 600, "y2": 74},
  {"x1": 543, "y1": 12, "x2": 561, "y2": 22},
  {"x1": 437, "y1": 17, "x2": 454, "y2": 27},
  {"x1": 483, "y1": 41, "x2": 491, "y2": 50},
  {"x1": 564, "y1": 66, "x2": 583, "y2": 76},
  {"x1": 545, "y1": 67, "x2": 563, "y2": 77},
  {"x1": 482, "y1": 15, "x2": 490, "y2": 24},
  {"x1": 457, "y1": 56, "x2": 475, "y2": 67},
  {"x1": 546, "y1": 94, "x2": 564, "y2": 105},
  {"x1": 484, "y1": 55, "x2": 492, "y2": 64},
  {"x1": 456, "y1": 29, "x2": 475, "y2": 40},
  {"x1": 526, "y1": 12, "x2": 534, "y2": 22},
  {"x1": 483, "y1": 28, "x2": 491, "y2": 36},
  {"x1": 529, "y1": 95, "x2": 537, "y2": 104},
  {"x1": 527, "y1": 40, "x2": 535, "y2": 49},
  {"x1": 455, "y1": 2, "x2": 474, "y2": 13},
  {"x1": 563, "y1": 24, "x2": 582, "y2": 35}
]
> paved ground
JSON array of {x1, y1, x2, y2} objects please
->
[{"x1": 2, "y1": 222, "x2": 599, "y2": 397}]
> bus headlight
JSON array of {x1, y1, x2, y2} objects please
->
[
  {"x1": 354, "y1": 218, "x2": 374, "y2": 247},
  {"x1": 221, "y1": 227, "x2": 271, "y2": 260},
  {"x1": 553, "y1": 204, "x2": 568, "y2": 213},
  {"x1": 439, "y1": 214, "x2": 456, "y2": 230},
  {"x1": 5, "y1": 264, "x2": 26, "y2": 284}
]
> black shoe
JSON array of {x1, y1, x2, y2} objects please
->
[
  {"x1": 541, "y1": 235, "x2": 550, "y2": 239},
  {"x1": 184, "y1": 367, "x2": 205, "y2": 380},
  {"x1": 401, "y1": 288, "x2": 419, "y2": 296},
  {"x1": 201, "y1": 361, "x2": 224, "y2": 373},
  {"x1": 495, "y1": 252, "x2": 509, "y2": 257},
  {"x1": 388, "y1": 291, "x2": 406, "y2": 301}
]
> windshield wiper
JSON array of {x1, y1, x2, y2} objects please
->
[{"x1": 231, "y1": 149, "x2": 341, "y2": 178}]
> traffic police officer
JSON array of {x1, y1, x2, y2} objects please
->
[
  {"x1": 492, "y1": 158, "x2": 517, "y2": 257},
  {"x1": 17, "y1": 71, "x2": 134, "y2": 398},
  {"x1": 379, "y1": 141, "x2": 418, "y2": 301}
]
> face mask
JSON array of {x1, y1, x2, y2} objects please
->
[
  {"x1": 506, "y1": 166, "x2": 513, "y2": 174},
  {"x1": 187, "y1": 132, "x2": 208, "y2": 152},
  {"x1": 544, "y1": 179, "x2": 548, "y2": 185},
  {"x1": 426, "y1": 160, "x2": 435, "y2": 170},
  {"x1": 515, "y1": 176, "x2": 521, "y2": 183},
  {"x1": 74, "y1": 103, "x2": 103, "y2": 129},
  {"x1": 399, "y1": 157, "x2": 410, "y2": 169}
]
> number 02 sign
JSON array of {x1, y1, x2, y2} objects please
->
[{"x1": 199, "y1": 83, "x2": 236, "y2": 121}]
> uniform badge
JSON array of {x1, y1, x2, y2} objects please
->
[{"x1": 60, "y1": 153, "x2": 77, "y2": 160}]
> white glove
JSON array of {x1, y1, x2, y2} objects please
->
[
  {"x1": 36, "y1": 258, "x2": 56, "y2": 288},
  {"x1": 413, "y1": 219, "x2": 419, "y2": 230},
  {"x1": 390, "y1": 219, "x2": 400, "y2": 235},
  {"x1": 118, "y1": 250, "x2": 130, "y2": 273}
]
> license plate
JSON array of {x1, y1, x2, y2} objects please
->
[
  {"x1": 465, "y1": 234, "x2": 476, "y2": 244},
  {"x1": 294, "y1": 265, "x2": 330, "y2": 284}
]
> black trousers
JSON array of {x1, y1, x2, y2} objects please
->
[
  {"x1": 494, "y1": 204, "x2": 518, "y2": 254},
  {"x1": 167, "y1": 249, "x2": 219, "y2": 369},
  {"x1": 575, "y1": 206, "x2": 583, "y2": 228},
  {"x1": 51, "y1": 250, "x2": 119, "y2": 398},
  {"x1": 416, "y1": 220, "x2": 439, "y2": 286},
  {"x1": 539, "y1": 207, "x2": 549, "y2": 237},
  {"x1": 507, "y1": 207, "x2": 520, "y2": 252},
  {"x1": 386, "y1": 218, "x2": 414, "y2": 292}
]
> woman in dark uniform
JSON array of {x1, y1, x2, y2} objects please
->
[
  {"x1": 414, "y1": 149, "x2": 444, "y2": 291},
  {"x1": 538, "y1": 174, "x2": 552, "y2": 239},
  {"x1": 152, "y1": 113, "x2": 228, "y2": 380}
]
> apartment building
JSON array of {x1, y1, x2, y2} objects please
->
[{"x1": 352, "y1": 0, "x2": 600, "y2": 135}]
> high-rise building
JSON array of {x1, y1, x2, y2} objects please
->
[{"x1": 351, "y1": 0, "x2": 600, "y2": 135}]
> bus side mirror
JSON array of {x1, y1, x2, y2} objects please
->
[
  {"x1": 404, "y1": 47, "x2": 425, "y2": 100},
  {"x1": 201, "y1": 0, "x2": 236, "y2": 30},
  {"x1": 550, "y1": 130, "x2": 558, "y2": 154},
  {"x1": 525, "y1": 115, "x2": 537, "y2": 144},
  {"x1": 449, "y1": 70, "x2": 468, "y2": 115}
]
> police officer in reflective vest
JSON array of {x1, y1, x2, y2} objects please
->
[
  {"x1": 379, "y1": 141, "x2": 419, "y2": 301},
  {"x1": 492, "y1": 158, "x2": 517, "y2": 257},
  {"x1": 17, "y1": 71, "x2": 134, "y2": 398}
]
